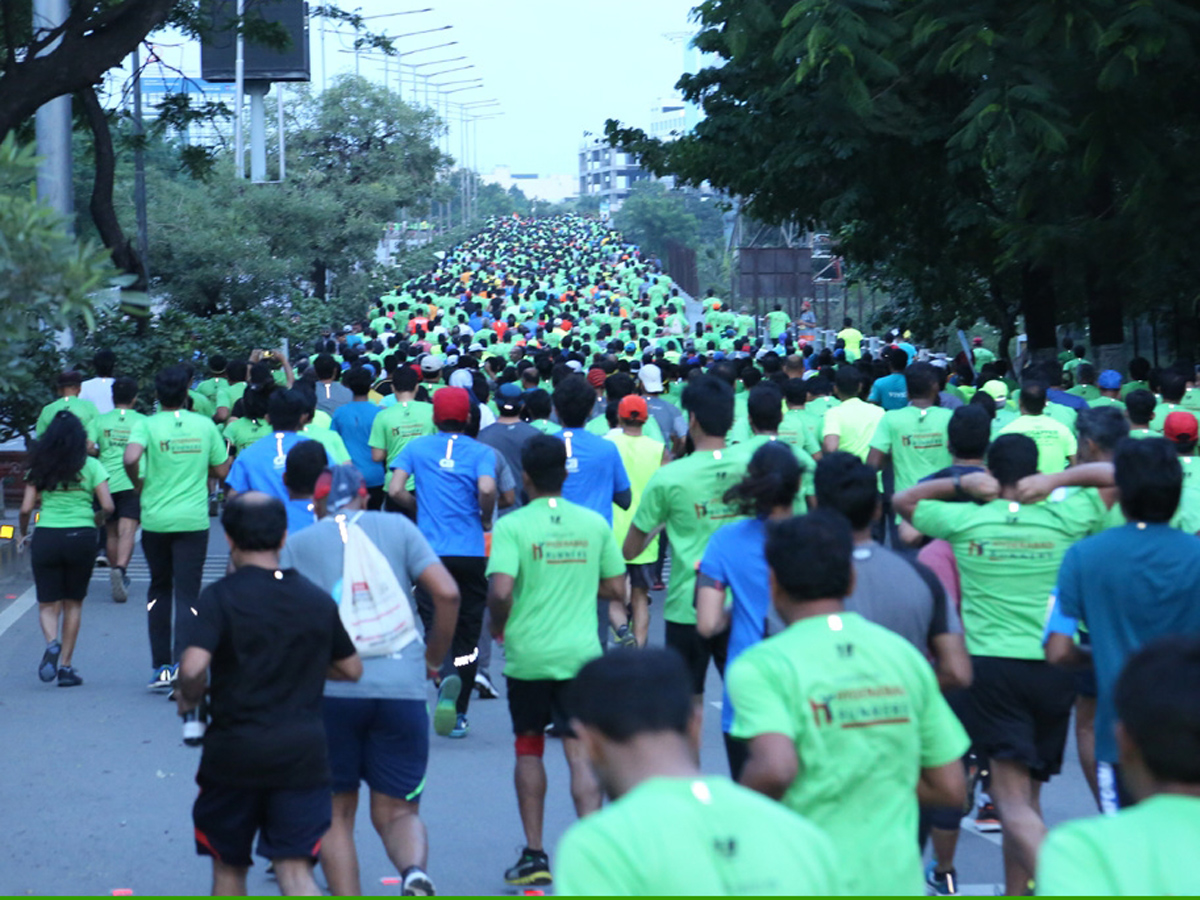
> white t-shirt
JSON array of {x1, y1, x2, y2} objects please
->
[{"x1": 79, "y1": 377, "x2": 114, "y2": 414}]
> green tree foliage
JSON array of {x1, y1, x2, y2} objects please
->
[
  {"x1": 0, "y1": 137, "x2": 117, "y2": 441},
  {"x1": 607, "y1": 0, "x2": 1200, "y2": 356}
]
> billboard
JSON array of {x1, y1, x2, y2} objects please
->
[{"x1": 200, "y1": 0, "x2": 311, "y2": 83}]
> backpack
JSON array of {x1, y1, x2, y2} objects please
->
[{"x1": 335, "y1": 511, "x2": 420, "y2": 658}]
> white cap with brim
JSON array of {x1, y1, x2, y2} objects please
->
[{"x1": 638, "y1": 364, "x2": 664, "y2": 393}]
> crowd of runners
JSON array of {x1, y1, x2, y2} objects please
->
[{"x1": 15, "y1": 214, "x2": 1200, "y2": 895}]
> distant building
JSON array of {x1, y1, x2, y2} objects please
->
[
  {"x1": 133, "y1": 76, "x2": 237, "y2": 148},
  {"x1": 649, "y1": 95, "x2": 699, "y2": 141},
  {"x1": 483, "y1": 166, "x2": 577, "y2": 204},
  {"x1": 577, "y1": 136, "x2": 653, "y2": 211}
]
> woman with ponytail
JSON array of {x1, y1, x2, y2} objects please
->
[
  {"x1": 19, "y1": 410, "x2": 114, "y2": 686},
  {"x1": 695, "y1": 440, "x2": 803, "y2": 779}
]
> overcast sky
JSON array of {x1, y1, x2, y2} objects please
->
[{"x1": 144, "y1": 0, "x2": 703, "y2": 176}]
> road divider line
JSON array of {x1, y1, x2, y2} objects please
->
[{"x1": 0, "y1": 583, "x2": 36, "y2": 640}]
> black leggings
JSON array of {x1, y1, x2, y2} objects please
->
[
  {"x1": 142, "y1": 529, "x2": 208, "y2": 669},
  {"x1": 415, "y1": 555, "x2": 487, "y2": 716}
]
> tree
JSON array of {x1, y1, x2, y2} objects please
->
[
  {"x1": 607, "y1": 0, "x2": 1200, "y2": 360},
  {"x1": 0, "y1": 137, "x2": 117, "y2": 441}
]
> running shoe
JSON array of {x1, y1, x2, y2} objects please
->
[
  {"x1": 110, "y1": 567, "x2": 128, "y2": 603},
  {"x1": 94, "y1": 553, "x2": 109, "y2": 568},
  {"x1": 57, "y1": 666, "x2": 83, "y2": 687},
  {"x1": 651, "y1": 579, "x2": 666, "y2": 592},
  {"x1": 504, "y1": 847, "x2": 551, "y2": 886},
  {"x1": 609, "y1": 622, "x2": 637, "y2": 649},
  {"x1": 924, "y1": 860, "x2": 958, "y2": 895},
  {"x1": 974, "y1": 800, "x2": 1002, "y2": 832},
  {"x1": 39, "y1": 640, "x2": 62, "y2": 682},
  {"x1": 400, "y1": 865, "x2": 436, "y2": 896},
  {"x1": 474, "y1": 670, "x2": 499, "y2": 700},
  {"x1": 148, "y1": 665, "x2": 174, "y2": 691},
  {"x1": 448, "y1": 714, "x2": 469, "y2": 739},
  {"x1": 433, "y1": 674, "x2": 461, "y2": 736}
]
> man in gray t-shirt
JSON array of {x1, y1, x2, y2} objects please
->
[{"x1": 280, "y1": 460, "x2": 460, "y2": 896}]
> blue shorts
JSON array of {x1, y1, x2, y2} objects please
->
[
  {"x1": 322, "y1": 697, "x2": 428, "y2": 801},
  {"x1": 193, "y1": 777, "x2": 330, "y2": 867}
]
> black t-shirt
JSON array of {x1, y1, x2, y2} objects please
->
[{"x1": 189, "y1": 565, "x2": 357, "y2": 789}]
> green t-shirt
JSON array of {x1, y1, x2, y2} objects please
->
[
  {"x1": 1036, "y1": 794, "x2": 1200, "y2": 896},
  {"x1": 223, "y1": 416, "x2": 273, "y2": 455},
  {"x1": 823, "y1": 397, "x2": 884, "y2": 461},
  {"x1": 998, "y1": 414, "x2": 1077, "y2": 473},
  {"x1": 1119, "y1": 379, "x2": 1150, "y2": 400},
  {"x1": 301, "y1": 425, "x2": 350, "y2": 464},
  {"x1": 1043, "y1": 401, "x2": 1078, "y2": 434},
  {"x1": 485, "y1": 497, "x2": 624, "y2": 681},
  {"x1": 869, "y1": 405, "x2": 954, "y2": 495},
  {"x1": 1066, "y1": 384, "x2": 1100, "y2": 401},
  {"x1": 913, "y1": 490, "x2": 1104, "y2": 658},
  {"x1": 527, "y1": 418, "x2": 561, "y2": 436},
  {"x1": 606, "y1": 432, "x2": 663, "y2": 564},
  {"x1": 129, "y1": 410, "x2": 228, "y2": 533},
  {"x1": 195, "y1": 378, "x2": 231, "y2": 413},
  {"x1": 726, "y1": 434, "x2": 815, "y2": 507},
  {"x1": 87, "y1": 408, "x2": 146, "y2": 494},
  {"x1": 806, "y1": 395, "x2": 839, "y2": 421},
  {"x1": 632, "y1": 448, "x2": 747, "y2": 624},
  {"x1": 1089, "y1": 395, "x2": 1125, "y2": 411},
  {"x1": 189, "y1": 389, "x2": 215, "y2": 419},
  {"x1": 36, "y1": 396, "x2": 99, "y2": 438},
  {"x1": 37, "y1": 456, "x2": 109, "y2": 529},
  {"x1": 836, "y1": 327, "x2": 864, "y2": 361},
  {"x1": 1151, "y1": 401, "x2": 1185, "y2": 433},
  {"x1": 727, "y1": 612, "x2": 969, "y2": 896},
  {"x1": 778, "y1": 407, "x2": 823, "y2": 455},
  {"x1": 555, "y1": 776, "x2": 842, "y2": 896},
  {"x1": 368, "y1": 400, "x2": 435, "y2": 465}
]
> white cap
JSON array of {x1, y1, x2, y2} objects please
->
[
  {"x1": 566, "y1": 360, "x2": 583, "y2": 373},
  {"x1": 419, "y1": 355, "x2": 443, "y2": 373},
  {"x1": 469, "y1": 342, "x2": 485, "y2": 353},
  {"x1": 448, "y1": 368, "x2": 473, "y2": 389},
  {"x1": 638, "y1": 363, "x2": 664, "y2": 393}
]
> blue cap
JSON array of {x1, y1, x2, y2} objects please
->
[
  {"x1": 496, "y1": 382, "x2": 524, "y2": 410},
  {"x1": 1097, "y1": 370, "x2": 1122, "y2": 390}
]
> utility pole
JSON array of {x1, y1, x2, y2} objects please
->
[
  {"x1": 33, "y1": 0, "x2": 73, "y2": 229},
  {"x1": 131, "y1": 46, "x2": 150, "y2": 283}
]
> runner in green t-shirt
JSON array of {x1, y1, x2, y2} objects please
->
[
  {"x1": 35, "y1": 371, "x2": 100, "y2": 438},
  {"x1": 485, "y1": 435, "x2": 627, "y2": 888},
  {"x1": 624, "y1": 376, "x2": 745, "y2": 719},
  {"x1": 124, "y1": 365, "x2": 231, "y2": 688},
  {"x1": 894, "y1": 433, "x2": 1106, "y2": 895},
  {"x1": 727, "y1": 511, "x2": 968, "y2": 896},
  {"x1": 777, "y1": 378, "x2": 824, "y2": 455},
  {"x1": 368, "y1": 367, "x2": 435, "y2": 492},
  {"x1": 606, "y1": 396, "x2": 669, "y2": 647},
  {"x1": 726, "y1": 384, "x2": 816, "y2": 509},
  {"x1": 556, "y1": 649, "x2": 843, "y2": 896},
  {"x1": 19, "y1": 410, "x2": 115, "y2": 687},
  {"x1": 86, "y1": 377, "x2": 146, "y2": 602},
  {"x1": 998, "y1": 383, "x2": 1078, "y2": 472},
  {"x1": 822, "y1": 367, "x2": 884, "y2": 461},
  {"x1": 1036, "y1": 636, "x2": 1200, "y2": 896},
  {"x1": 867, "y1": 364, "x2": 954, "y2": 495}
]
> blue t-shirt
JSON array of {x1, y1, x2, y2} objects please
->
[
  {"x1": 698, "y1": 517, "x2": 771, "y2": 732},
  {"x1": 869, "y1": 372, "x2": 909, "y2": 411},
  {"x1": 557, "y1": 428, "x2": 630, "y2": 525},
  {"x1": 1047, "y1": 388, "x2": 1089, "y2": 411},
  {"x1": 331, "y1": 400, "x2": 385, "y2": 487},
  {"x1": 226, "y1": 431, "x2": 330, "y2": 534},
  {"x1": 394, "y1": 432, "x2": 496, "y2": 557},
  {"x1": 1053, "y1": 522, "x2": 1200, "y2": 763}
]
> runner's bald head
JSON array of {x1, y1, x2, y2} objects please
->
[{"x1": 222, "y1": 492, "x2": 288, "y2": 551}]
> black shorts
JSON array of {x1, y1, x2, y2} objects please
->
[
  {"x1": 109, "y1": 489, "x2": 141, "y2": 522},
  {"x1": 966, "y1": 656, "x2": 1076, "y2": 782},
  {"x1": 193, "y1": 776, "x2": 331, "y2": 867},
  {"x1": 31, "y1": 528, "x2": 96, "y2": 603},
  {"x1": 626, "y1": 563, "x2": 653, "y2": 595},
  {"x1": 664, "y1": 621, "x2": 729, "y2": 695},
  {"x1": 507, "y1": 676, "x2": 574, "y2": 737},
  {"x1": 323, "y1": 697, "x2": 428, "y2": 800}
]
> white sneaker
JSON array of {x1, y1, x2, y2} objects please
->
[{"x1": 401, "y1": 866, "x2": 435, "y2": 896}]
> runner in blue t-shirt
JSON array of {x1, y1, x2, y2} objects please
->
[
  {"x1": 388, "y1": 386, "x2": 497, "y2": 740},
  {"x1": 550, "y1": 375, "x2": 631, "y2": 523},
  {"x1": 694, "y1": 441, "x2": 802, "y2": 780},
  {"x1": 330, "y1": 367, "x2": 385, "y2": 506},
  {"x1": 225, "y1": 390, "x2": 331, "y2": 534}
]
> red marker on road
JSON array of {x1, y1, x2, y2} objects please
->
[
  {"x1": 380, "y1": 876, "x2": 402, "y2": 885},
  {"x1": 112, "y1": 891, "x2": 133, "y2": 896}
]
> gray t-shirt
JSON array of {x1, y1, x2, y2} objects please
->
[
  {"x1": 478, "y1": 420, "x2": 541, "y2": 510},
  {"x1": 646, "y1": 395, "x2": 687, "y2": 442},
  {"x1": 843, "y1": 542, "x2": 960, "y2": 652},
  {"x1": 280, "y1": 511, "x2": 439, "y2": 700},
  {"x1": 315, "y1": 381, "x2": 354, "y2": 416}
]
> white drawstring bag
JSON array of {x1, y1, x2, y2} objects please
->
[{"x1": 336, "y1": 512, "x2": 419, "y2": 658}]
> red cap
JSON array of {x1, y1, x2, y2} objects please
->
[
  {"x1": 587, "y1": 368, "x2": 607, "y2": 388},
  {"x1": 433, "y1": 387, "x2": 471, "y2": 425},
  {"x1": 1164, "y1": 411, "x2": 1198, "y2": 443},
  {"x1": 618, "y1": 395, "x2": 648, "y2": 423}
]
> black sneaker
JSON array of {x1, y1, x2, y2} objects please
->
[
  {"x1": 39, "y1": 640, "x2": 62, "y2": 682},
  {"x1": 57, "y1": 666, "x2": 83, "y2": 687},
  {"x1": 400, "y1": 865, "x2": 435, "y2": 896},
  {"x1": 504, "y1": 847, "x2": 551, "y2": 886},
  {"x1": 925, "y1": 861, "x2": 958, "y2": 895},
  {"x1": 474, "y1": 670, "x2": 499, "y2": 699}
]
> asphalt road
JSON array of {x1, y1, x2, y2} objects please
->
[{"x1": 0, "y1": 519, "x2": 1098, "y2": 896}]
